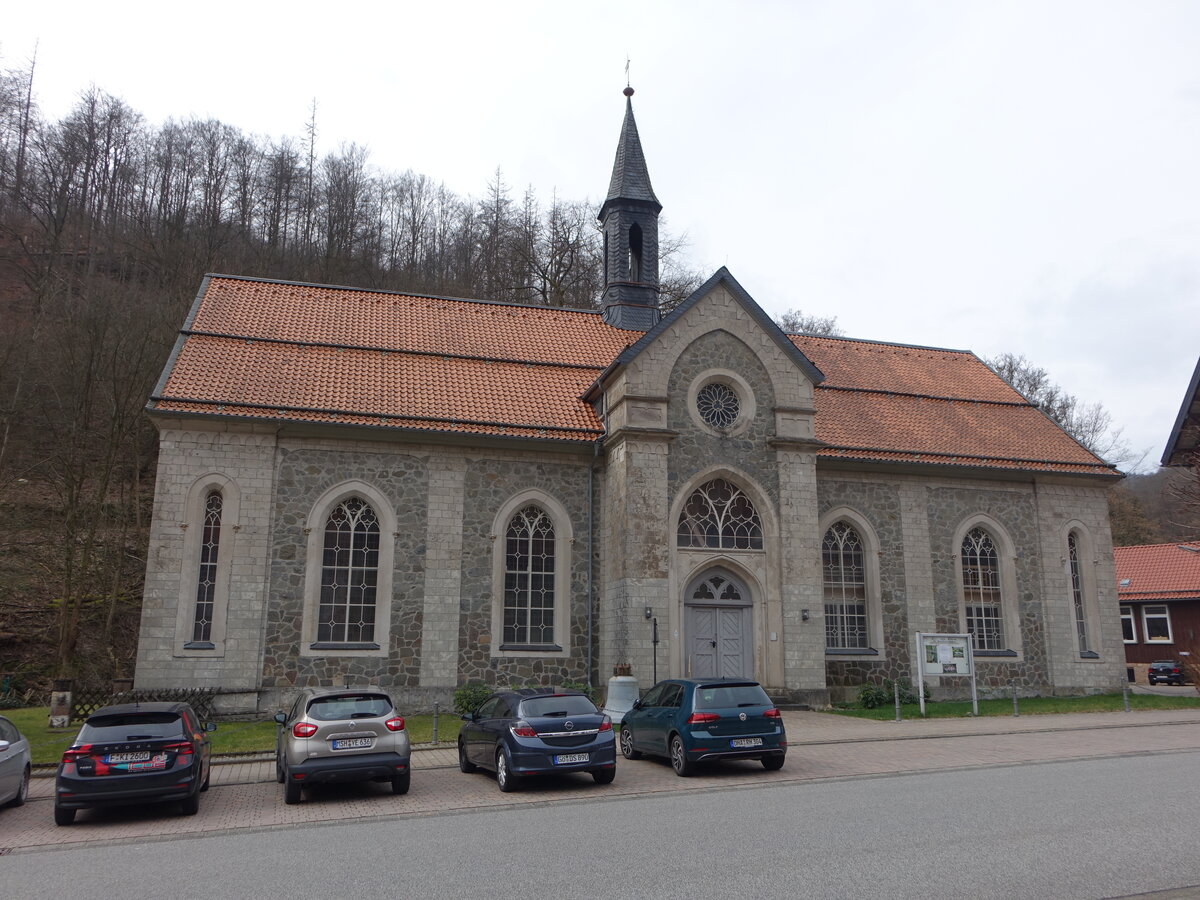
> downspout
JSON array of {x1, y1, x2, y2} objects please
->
[{"x1": 587, "y1": 439, "x2": 599, "y2": 688}]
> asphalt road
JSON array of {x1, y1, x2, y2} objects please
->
[{"x1": 3, "y1": 751, "x2": 1198, "y2": 899}]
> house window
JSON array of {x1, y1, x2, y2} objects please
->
[
  {"x1": 962, "y1": 527, "x2": 1005, "y2": 651},
  {"x1": 677, "y1": 479, "x2": 763, "y2": 550},
  {"x1": 1068, "y1": 533, "x2": 1089, "y2": 655},
  {"x1": 1142, "y1": 605, "x2": 1173, "y2": 643},
  {"x1": 191, "y1": 490, "x2": 222, "y2": 643},
  {"x1": 823, "y1": 522, "x2": 868, "y2": 650},
  {"x1": 503, "y1": 505, "x2": 556, "y2": 648},
  {"x1": 1120, "y1": 605, "x2": 1137, "y2": 643},
  {"x1": 316, "y1": 497, "x2": 380, "y2": 645}
]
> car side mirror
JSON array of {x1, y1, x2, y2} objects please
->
[
  {"x1": 273, "y1": 711, "x2": 286, "y2": 725},
  {"x1": 630, "y1": 699, "x2": 642, "y2": 710},
  {"x1": 205, "y1": 722, "x2": 217, "y2": 732},
  {"x1": 0, "y1": 740, "x2": 9, "y2": 752},
  {"x1": 461, "y1": 711, "x2": 477, "y2": 722}
]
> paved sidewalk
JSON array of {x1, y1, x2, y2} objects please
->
[{"x1": 9, "y1": 707, "x2": 1200, "y2": 853}]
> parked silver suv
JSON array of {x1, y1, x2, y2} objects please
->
[{"x1": 274, "y1": 688, "x2": 411, "y2": 804}]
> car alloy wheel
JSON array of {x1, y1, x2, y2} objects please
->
[
  {"x1": 459, "y1": 739, "x2": 477, "y2": 773},
  {"x1": 620, "y1": 727, "x2": 642, "y2": 760},
  {"x1": 10, "y1": 767, "x2": 29, "y2": 807},
  {"x1": 669, "y1": 734, "x2": 694, "y2": 777},
  {"x1": 496, "y1": 748, "x2": 520, "y2": 793}
]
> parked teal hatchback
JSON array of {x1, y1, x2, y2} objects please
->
[{"x1": 620, "y1": 678, "x2": 786, "y2": 776}]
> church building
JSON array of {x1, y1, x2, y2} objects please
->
[{"x1": 134, "y1": 89, "x2": 1125, "y2": 711}]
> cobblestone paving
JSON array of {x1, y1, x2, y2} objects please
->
[{"x1": 6, "y1": 709, "x2": 1200, "y2": 853}]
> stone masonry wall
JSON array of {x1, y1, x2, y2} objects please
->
[
  {"x1": 135, "y1": 427, "x2": 277, "y2": 694},
  {"x1": 458, "y1": 456, "x2": 594, "y2": 686},
  {"x1": 262, "y1": 445, "x2": 427, "y2": 688},
  {"x1": 818, "y1": 479, "x2": 910, "y2": 689}
]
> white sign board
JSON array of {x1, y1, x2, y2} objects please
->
[
  {"x1": 921, "y1": 634, "x2": 973, "y2": 677},
  {"x1": 914, "y1": 632, "x2": 978, "y2": 716}
]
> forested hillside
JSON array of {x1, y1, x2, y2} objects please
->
[{"x1": 0, "y1": 59, "x2": 701, "y2": 693}]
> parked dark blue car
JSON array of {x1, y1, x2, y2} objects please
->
[
  {"x1": 458, "y1": 688, "x2": 617, "y2": 792},
  {"x1": 620, "y1": 678, "x2": 786, "y2": 776}
]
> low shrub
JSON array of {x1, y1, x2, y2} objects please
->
[
  {"x1": 858, "y1": 678, "x2": 929, "y2": 709},
  {"x1": 452, "y1": 682, "x2": 492, "y2": 715}
]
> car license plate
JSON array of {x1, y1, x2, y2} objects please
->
[
  {"x1": 730, "y1": 737, "x2": 763, "y2": 748},
  {"x1": 554, "y1": 753, "x2": 589, "y2": 765},
  {"x1": 105, "y1": 751, "x2": 152, "y2": 763},
  {"x1": 125, "y1": 754, "x2": 169, "y2": 771},
  {"x1": 331, "y1": 737, "x2": 374, "y2": 750}
]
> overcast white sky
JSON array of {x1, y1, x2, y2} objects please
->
[{"x1": 4, "y1": 1, "x2": 1198, "y2": 471}]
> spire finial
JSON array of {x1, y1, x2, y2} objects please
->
[{"x1": 624, "y1": 57, "x2": 633, "y2": 97}]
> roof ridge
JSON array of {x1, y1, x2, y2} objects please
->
[
  {"x1": 183, "y1": 330, "x2": 606, "y2": 372},
  {"x1": 789, "y1": 333, "x2": 973, "y2": 355},
  {"x1": 204, "y1": 273, "x2": 610, "y2": 317},
  {"x1": 817, "y1": 384, "x2": 1029, "y2": 408}
]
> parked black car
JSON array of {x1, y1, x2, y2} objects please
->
[
  {"x1": 620, "y1": 678, "x2": 786, "y2": 776},
  {"x1": 54, "y1": 702, "x2": 215, "y2": 825},
  {"x1": 458, "y1": 688, "x2": 616, "y2": 792},
  {"x1": 1148, "y1": 660, "x2": 1188, "y2": 686}
]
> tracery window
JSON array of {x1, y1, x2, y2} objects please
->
[
  {"x1": 191, "y1": 490, "x2": 223, "y2": 643},
  {"x1": 696, "y1": 382, "x2": 740, "y2": 429},
  {"x1": 961, "y1": 527, "x2": 1005, "y2": 651},
  {"x1": 1068, "y1": 532, "x2": 1090, "y2": 654},
  {"x1": 823, "y1": 522, "x2": 868, "y2": 650},
  {"x1": 317, "y1": 497, "x2": 380, "y2": 644},
  {"x1": 677, "y1": 479, "x2": 763, "y2": 550},
  {"x1": 503, "y1": 505, "x2": 556, "y2": 647}
]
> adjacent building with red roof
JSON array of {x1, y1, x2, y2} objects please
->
[
  {"x1": 135, "y1": 89, "x2": 1126, "y2": 710},
  {"x1": 1115, "y1": 542, "x2": 1200, "y2": 679}
]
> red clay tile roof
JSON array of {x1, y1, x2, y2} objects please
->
[
  {"x1": 149, "y1": 275, "x2": 1118, "y2": 477},
  {"x1": 1114, "y1": 542, "x2": 1200, "y2": 600}
]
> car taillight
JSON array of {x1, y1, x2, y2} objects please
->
[
  {"x1": 1173, "y1": 668, "x2": 1181, "y2": 674},
  {"x1": 163, "y1": 741, "x2": 194, "y2": 757},
  {"x1": 511, "y1": 720, "x2": 538, "y2": 738},
  {"x1": 385, "y1": 717, "x2": 406, "y2": 732},
  {"x1": 598, "y1": 715, "x2": 613, "y2": 732},
  {"x1": 687, "y1": 712, "x2": 720, "y2": 724},
  {"x1": 62, "y1": 746, "x2": 92, "y2": 764},
  {"x1": 292, "y1": 722, "x2": 319, "y2": 738},
  {"x1": 764, "y1": 708, "x2": 782, "y2": 719}
]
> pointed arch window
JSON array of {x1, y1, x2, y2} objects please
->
[
  {"x1": 1068, "y1": 532, "x2": 1089, "y2": 654},
  {"x1": 190, "y1": 490, "x2": 223, "y2": 644},
  {"x1": 961, "y1": 527, "x2": 1005, "y2": 651},
  {"x1": 317, "y1": 497, "x2": 380, "y2": 645},
  {"x1": 503, "y1": 505, "x2": 557, "y2": 648},
  {"x1": 823, "y1": 522, "x2": 868, "y2": 650},
  {"x1": 677, "y1": 479, "x2": 763, "y2": 550}
]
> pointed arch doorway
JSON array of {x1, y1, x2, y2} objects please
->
[{"x1": 684, "y1": 569, "x2": 753, "y2": 679}]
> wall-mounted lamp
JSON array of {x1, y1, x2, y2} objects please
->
[
  {"x1": 801, "y1": 609, "x2": 810, "y2": 622},
  {"x1": 645, "y1": 606, "x2": 653, "y2": 620}
]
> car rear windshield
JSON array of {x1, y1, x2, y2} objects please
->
[
  {"x1": 78, "y1": 713, "x2": 184, "y2": 743},
  {"x1": 519, "y1": 695, "x2": 598, "y2": 718},
  {"x1": 694, "y1": 684, "x2": 773, "y2": 710},
  {"x1": 306, "y1": 694, "x2": 393, "y2": 721}
]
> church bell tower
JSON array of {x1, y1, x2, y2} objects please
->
[{"x1": 599, "y1": 86, "x2": 662, "y2": 330}]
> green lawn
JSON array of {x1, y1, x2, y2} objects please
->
[
  {"x1": 830, "y1": 691, "x2": 1200, "y2": 720},
  {"x1": 3, "y1": 708, "x2": 461, "y2": 766}
]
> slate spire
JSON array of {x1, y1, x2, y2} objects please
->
[{"x1": 599, "y1": 86, "x2": 662, "y2": 330}]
